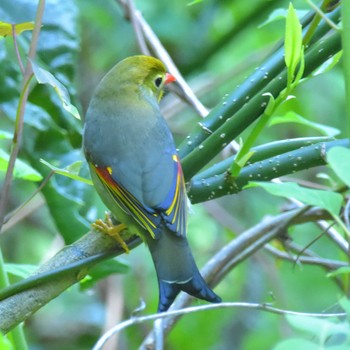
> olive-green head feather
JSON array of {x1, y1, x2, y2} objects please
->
[{"x1": 96, "y1": 55, "x2": 173, "y2": 102}]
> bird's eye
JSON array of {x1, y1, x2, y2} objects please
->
[{"x1": 154, "y1": 77, "x2": 163, "y2": 88}]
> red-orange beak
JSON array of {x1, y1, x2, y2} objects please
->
[{"x1": 165, "y1": 73, "x2": 176, "y2": 85}]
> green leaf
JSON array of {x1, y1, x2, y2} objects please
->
[
  {"x1": 2, "y1": 0, "x2": 88, "y2": 244},
  {"x1": 38, "y1": 151, "x2": 92, "y2": 244},
  {"x1": 259, "y1": 9, "x2": 309, "y2": 28},
  {"x1": 259, "y1": 8, "x2": 288, "y2": 28},
  {"x1": 0, "y1": 130, "x2": 12, "y2": 139},
  {"x1": 237, "y1": 150, "x2": 255, "y2": 168},
  {"x1": 285, "y1": 3, "x2": 303, "y2": 75},
  {"x1": 270, "y1": 111, "x2": 340, "y2": 137},
  {"x1": 0, "y1": 21, "x2": 35, "y2": 36},
  {"x1": 274, "y1": 338, "x2": 318, "y2": 350},
  {"x1": 0, "y1": 149, "x2": 43, "y2": 182},
  {"x1": 327, "y1": 147, "x2": 350, "y2": 188},
  {"x1": 246, "y1": 181, "x2": 342, "y2": 216},
  {"x1": 327, "y1": 266, "x2": 350, "y2": 278},
  {"x1": 80, "y1": 259, "x2": 129, "y2": 290},
  {"x1": 40, "y1": 159, "x2": 93, "y2": 185},
  {"x1": 187, "y1": 0, "x2": 204, "y2": 5},
  {"x1": 262, "y1": 92, "x2": 276, "y2": 115},
  {"x1": 313, "y1": 51, "x2": 343, "y2": 76},
  {"x1": 0, "y1": 333, "x2": 12, "y2": 350},
  {"x1": 5, "y1": 263, "x2": 37, "y2": 279},
  {"x1": 30, "y1": 60, "x2": 81, "y2": 120}
]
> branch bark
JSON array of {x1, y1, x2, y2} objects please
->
[
  {"x1": 0, "y1": 229, "x2": 140, "y2": 334},
  {"x1": 0, "y1": 206, "x2": 332, "y2": 336}
]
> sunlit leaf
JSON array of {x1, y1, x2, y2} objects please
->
[
  {"x1": 259, "y1": 8, "x2": 288, "y2": 28},
  {"x1": 0, "y1": 149, "x2": 43, "y2": 181},
  {"x1": 187, "y1": 0, "x2": 204, "y2": 5},
  {"x1": 0, "y1": 333, "x2": 12, "y2": 350},
  {"x1": 285, "y1": 3, "x2": 302, "y2": 75},
  {"x1": 270, "y1": 111, "x2": 340, "y2": 137},
  {"x1": 262, "y1": 92, "x2": 276, "y2": 115},
  {"x1": 327, "y1": 147, "x2": 350, "y2": 188},
  {"x1": 327, "y1": 266, "x2": 350, "y2": 278},
  {"x1": 316, "y1": 172, "x2": 338, "y2": 187},
  {"x1": 232, "y1": 150, "x2": 255, "y2": 172},
  {"x1": 40, "y1": 159, "x2": 93, "y2": 185},
  {"x1": 0, "y1": 21, "x2": 35, "y2": 37},
  {"x1": 259, "y1": 9, "x2": 309, "y2": 28},
  {"x1": 30, "y1": 60, "x2": 81, "y2": 120},
  {"x1": 246, "y1": 181, "x2": 342, "y2": 216},
  {"x1": 313, "y1": 51, "x2": 343, "y2": 76},
  {"x1": 0, "y1": 130, "x2": 12, "y2": 139}
]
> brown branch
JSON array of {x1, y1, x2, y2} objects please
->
[
  {"x1": 264, "y1": 244, "x2": 347, "y2": 270},
  {"x1": 0, "y1": 229, "x2": 140, "y2": 334},
  {"x1": 0, "y1": 202, "x2": 335, "y2": 339}
]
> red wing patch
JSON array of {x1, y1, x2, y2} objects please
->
[
  {"x1": 93, "y1": 165, "x2": 162, "y2": 238},
  {"x1": 91, "y1": 154, "x2": 187, "y2": 238}
]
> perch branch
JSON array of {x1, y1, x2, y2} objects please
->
[{"x1": 0, "y1": 229, "x2": 140, "y2": 334}]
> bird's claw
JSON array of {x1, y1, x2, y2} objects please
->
[{"x1": 92, "y1": 213, "x2": 130, "y2": 253}]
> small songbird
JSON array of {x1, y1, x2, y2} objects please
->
[{"x1": 83, "y1": 55, "x2": 221, "y2": 312}]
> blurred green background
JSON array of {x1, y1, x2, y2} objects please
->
[{"x1": 0, "y1": 0, "x2": 347, "y2": 349}]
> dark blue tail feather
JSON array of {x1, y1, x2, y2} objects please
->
[
  {"x1": 146, "y1": 229, "x2": 221, "y2": 312},
  {"x1": 157, "y1": 271, "x2": 221, "y2": 312}
]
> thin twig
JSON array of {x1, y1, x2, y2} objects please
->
[
  {"x1": 1, "y1": 197, "x2": 44, "y2": 233},
  {"x1": 2, "y1": 171, "x2": 54, "y2": 227},
  {"x1": 93, "y1": 302, "x2": 346, "y2": 350},
  {"x1": 264, "y1": 242, "x2": 346, "y2": 290},
  {"x1": 0, "y1": 0, "x2": 46, "y2": 232},
  {"x1": 116, "y1": 0, "x2": 208, "y2": 117},
  {"x1": 264, "y1": 244, "x2": 347, "y2": 270},
  {"x1": 0, "y1": 77, "x2": 32, "y2": 232},
  {"x1": 272, "y1": 178, "x2": 349, "y2": 253},
  {"x1": 306, "y1": 0, "x2": 340, "y2": 31},
  {"x1": 344, "y1": 198, "x2": 350, "y2": 231},
  {"x1": 127, "y1": 0, "x2": 150, "y2": 55},
  {"x1": 153, "y1": 319, "x2": 164, "y2": 350},
  {"x1": 11, "y1": 24, "x2": 25, "y2": 75}
]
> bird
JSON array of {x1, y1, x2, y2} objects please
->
[{"x1": 83, "y1": 55, "x2": 221, "y2": 312}]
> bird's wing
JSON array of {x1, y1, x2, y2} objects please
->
[{"x1": 91, "y1": 152, "x2": 187, "y2": 239}]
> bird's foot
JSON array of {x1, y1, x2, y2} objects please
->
[{"x1": 92, "y1": 212, "x2": 130, "y2": 253}]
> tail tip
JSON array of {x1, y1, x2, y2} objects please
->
[{"x1": 157, "y1": 278, "x2": 221, "y2": 313}]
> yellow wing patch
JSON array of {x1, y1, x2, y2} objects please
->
[
  {"x1": 92, "y1": 153, "x2": 187, "y2": 238},
  {"x1": 94, "y1": 165, "x2": 160, "y2": 238}
]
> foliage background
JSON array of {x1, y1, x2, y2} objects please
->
[{"x1": 0, "y1": 0, "x2": 348, "y2": 349}]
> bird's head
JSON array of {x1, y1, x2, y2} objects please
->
[{"x1": 101, "y1": 55, "x2": 176, "y2": 102}]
